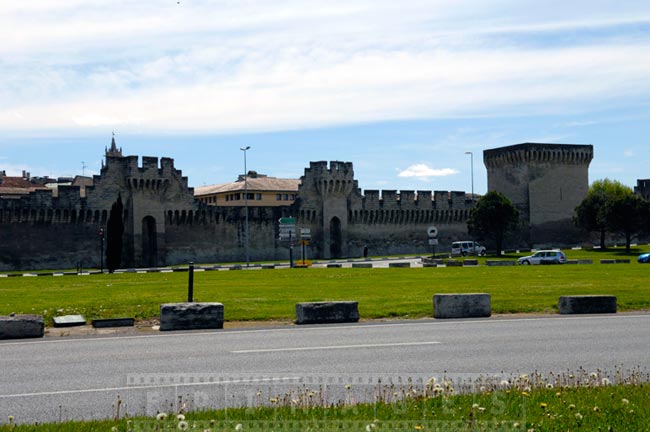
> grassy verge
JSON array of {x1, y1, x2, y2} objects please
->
[
  {"x1": 2, "y1": 368, "x2": 648, "y2": 431},
  {"x1": 1, "y1": 248, "x2": 649, "y2": 325}
]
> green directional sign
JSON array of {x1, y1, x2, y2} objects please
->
[{"x1": 279, "y1": 217, "x2": 296, "y2": 225}]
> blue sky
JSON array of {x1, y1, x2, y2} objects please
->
[{"x1": 1, "y1": 1, "x2": 649, "y2": 195}]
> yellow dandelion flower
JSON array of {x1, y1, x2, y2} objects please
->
[{"x1": 540, "y1": 402, "x2": 548, "y2": 409}]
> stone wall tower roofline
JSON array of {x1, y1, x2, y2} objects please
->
[{"x1": 105, "y1": 132, "x2": 123, "y2": 158}]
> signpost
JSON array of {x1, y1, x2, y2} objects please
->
[
  {"x1": 279, "y1": 218, "x2": 296, "y2": 268},
  {"x1": 99, "y1": 228, "x2": 105, "y2": 273},
  {"x1": 299, "y1": 228, "x2": 311, "y2": 266},
  {"x1": 427, "y1": 226, "x2": 438, "y2": 258}
]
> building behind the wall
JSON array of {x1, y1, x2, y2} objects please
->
[
  {"x1": 484, "y1": 142, "x2": 593, "y2": 247},
  {"x1": 634, "y1": 179, "x2": 650, "y2": 200}
]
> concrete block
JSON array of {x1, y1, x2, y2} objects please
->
[
  {"x1": 578, "y1": 260, "x2": 593, "y2": 265},
  {"x1": 433, "y1": 294, "x2": 491, "y2": 319},
  {"x1": 327, "y1": 264, "x2": 342, "y2": 268},
  {"x1": 600, "y1": 259, "x2": 616, "y2": 264},
  {"x1": 53, "y1": 315, "x2": 86, "y2": 328},
  {"x1": 558, "y1": 296, "x2": 617, "y2": 314},
  {"x1": 352, "y1": 263, "x2": 373, "y2": 268},
  {"x1": 160, "y1": 303, "x2": 224, "y2": 331},
  {"x1": 91, "y1": 318, "x2": 135, "y2": 328},
  {"x1": 296, "y1": 301, "x2": 360, "y2": 325},
  {"x1": 463, "y1": 259, "x2": 479, "y2": 266},
  {"x1": 389, "y1": 262, "x2": 411, "y2": 268},
  {"x1": 486, "y1": 260, "x2": 516, "y2": 266},
  {"x1": 262, "y1": 265, "x2": 275, "y2": 269},
  {"x1": 445, "y1": 260, "x2": 463, "y2": 267},
  {"x1": 0, "y1": 314, "x2": 44, "y2": 339}
]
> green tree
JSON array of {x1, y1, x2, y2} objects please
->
[
  {"x1": 605, "y1": 194, "x2": 650, "y2": 253},
  {"x1": 574, "y1": 179, "x2": 635, "y2": 249},
  {"x1": 467, "y1": 191, "x2": 519, "y2": 256},
  {"x1": 106, "y1": 195, "x2": 124, "y2": 273}
]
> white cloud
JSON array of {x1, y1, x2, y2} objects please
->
[
  {"x1": 398, "y1": 164, "x2": 458, "y2": 181},
  {"x1": 0, "y1": 1, "x2": 649, "y2": 133}
]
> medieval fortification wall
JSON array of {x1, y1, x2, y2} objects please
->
[
  {"x1": 484, "y1": 143, "x2": 593, "y2": 245},
  {"x1": 0, "y1": 148, "x2": 472, "y2": 271}
]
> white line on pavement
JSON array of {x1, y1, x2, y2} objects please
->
[
  {"x1": 0, "y1": 377, "x2": 302, "y2": 399},
  {"x1": 231, "y1": 341, "x2": 441, "y2": 354}
]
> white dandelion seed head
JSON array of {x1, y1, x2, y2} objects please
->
[
  {"x1": 177, "y1": 420, "x2": 189, "y2": 430},
  {"x1": 157, "y1": 413, "x2": 168, "y2": 421},
  {"x1": 177, "y1": 414, "x2": 186, "y2": 421},
  {"x1": 235, "y1": 423, "x2": 244, "y2": 431},
  {"x1": 622, "y1": 398, "x2": 630, "y2": 404}
]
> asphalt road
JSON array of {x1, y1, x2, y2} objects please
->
[{"x1": 1, "y1": 314, "x2": 649, "y2": 425}]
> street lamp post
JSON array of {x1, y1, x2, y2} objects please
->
[
  {"x1": 465, "y1": 151, "x2": 474, "y2": 200},
  {"x1": 240, "y1": 146, "x2": 251, "y2": 267}
]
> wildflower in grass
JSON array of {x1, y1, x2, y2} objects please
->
[
  {"x1": 8, "y1": 416, "x2": 14, "y2": 424},
  {"x1": 593, "y1": 406, "x2": 600, "y2": 412},
  {"x1": 522, "y1": 392, "x2": 530, "y2": 397},
  {"x1": 366, "y1": 423, "x2": 377, "y2": 431},
  {"x1": 472, "y1": 403, "x2": 480, "y2": 409},
  {"x1": 590, "y1": 372, "x2": 598, "y2": 379},
  {"x1": 235, "y1": 423, "x2": 244, "y2": 431},
  {"x1": 546, "y1": 383, "x2": 553, "y2": 389},
  {"x1": 111, "y1": 427, "x2": 119, "y2": 432},
  {"x1": 177, "y1": 420, "x2": 189, "y2": 430},
  {"x1": 177, "y1": 414, "x2": 186, "y2": 421},
  {"x1": 601, "y1": 378, "x2": 611, "y2": 386},
  {"x1": 500, "y1": 380, "x2": 510, "y2": 387},
  {"x1": 478, "y1": 407, "x2": 486, "y2": 413},
  {"x1": 568, "y1": 404, "x2": 575, "y2": 410},
  {"x1": 345, "y1": 384, "x2": 352, "y2": 390},
  {"x1": 629, "y1": 410, "x2": 635, "y2": 414},
  {"x1": 540, "y1": 402, "x2": 548, "y2": 409},
  {"x1": 622, "y1": 398, "x2": 630, "y2": 405},
  {"x1": 157, "y1": 413, "x2": 168, "y2": 421},
  {"x1": 575, "y1": 413, "x2": 583, "y2": 420},
  {"x1": 415, "y1": 425, "x2": 423, "y2": 430}
]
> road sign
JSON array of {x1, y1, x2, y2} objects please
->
[
  {"x1": 427, "y1": 226, "x2": 438, "y2": 238},
  {"x1": 279, "y1": 217, "x2": 296, "y2": 241},
  {"x1": 300, "y1": 228, "x2": 311, "y2": 240},
  {"x1": 428, "y1": 239, "x2": 439, "y2": 246}
]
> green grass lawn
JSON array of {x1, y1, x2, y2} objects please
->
[{"x1": 1, "y1": 247, "x2": 649, "y2": 325}]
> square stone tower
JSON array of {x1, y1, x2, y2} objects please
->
[{"x1": 484, "y1": 143, "x2": 593, "y2": 246}]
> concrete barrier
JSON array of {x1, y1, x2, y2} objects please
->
[
  {"x1": 486, "y1": 260, "x2": 517, "y2": 266},
  {"x1": 578, "y1": 260, "x2": 594, "y2": 265},
  {"x1": 296, "y1": 301, "x2": 360, "y2": 325},
  {"x1": 558, "y1": 296, "x2": 617, "y2": 314},
  {"x1": 92, "y1": 318, "x2": 135, "y2": 328},
  {"x1": 327, "y1": 264, "x2": 343, "y2": 268},
  {"x1": 0, "y1": 314, "x2": 45, "y2": 340},
  {"x1": 352, "y1": 263, "x2": 373, "y2": 268},
  {"x1": 433, "y1": 294, "x2": 491, "y2": 319},
  {"x1": 445, "y1": 260, "x2": 463, "y2": 267},
  {"x1": 389, "y1": 262, "x2": 411, "y2": 268},
  {"x1": 600, "y1": 259, "x2": 630, "y2": 264},
  {"x1": 463, "y1": 259, "x2": 479, "y2": 266},
  {"x1": 160, "y1": 303, "x2": 224, "y2": 331}
]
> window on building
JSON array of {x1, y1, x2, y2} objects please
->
[
  {"x1": 290, "y1": 194, "x2": 295, "y2": 201},
  {"x1": 225, "y1": 195, "x2": 230, "y2": 202},
  {"x1": 247, "y1": 193, "x2": 255, "y2": 200},
  {"x1": 283, "y1": 194, "x2": 289, "y2": 200},
  {"x1": 256, "y1": 193, "x2": 262, "y2": 200},
  {"x1": 276, "y1": 194, "x2": 282, "y2": 200}
]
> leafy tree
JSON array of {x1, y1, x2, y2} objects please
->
[
  {"x1": 605, "y1": 194, "x2": 650, "y2": 253},
  {"x1": 467, "y1": 191, "x2": 519, "y2": 256},
  {"x1": 574, "y1": 179, "x2": 637, "y2": 249},
  {"x1": 106, "y1": 195, "x2": 124, "y2": 273}
]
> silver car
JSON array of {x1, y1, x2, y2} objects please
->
[{"x1": 517, "y1": 250, "x2": 567, "y2": 265}]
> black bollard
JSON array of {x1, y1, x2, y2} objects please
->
[{"x1": 188, "y1": 262, "x2": 194, "y2": 303}]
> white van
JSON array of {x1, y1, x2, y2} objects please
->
[{"x1": 451, "y1": 241, "x2": 486, "y2": 257}]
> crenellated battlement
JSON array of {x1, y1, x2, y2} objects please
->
[
  {"x1": 484, "y1": 142, "x2": 593, "y2": 169},
  {"x1": 361, "y1": 189, "x2": 473, "y2": 210}
]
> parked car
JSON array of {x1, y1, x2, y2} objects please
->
[
  {"x1": 451, "y1": 241, "x2": 487, "y2": 257},
  {"x1": 638, "y1": 253, "x2": 650, "y2": 263},
  {"x1": 517, "y1": 250, "x2": 567, "y2": 265}
]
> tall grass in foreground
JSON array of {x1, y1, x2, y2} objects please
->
[{"x1": 2, "y1": 368, "x2": 649, "y2": 431}]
